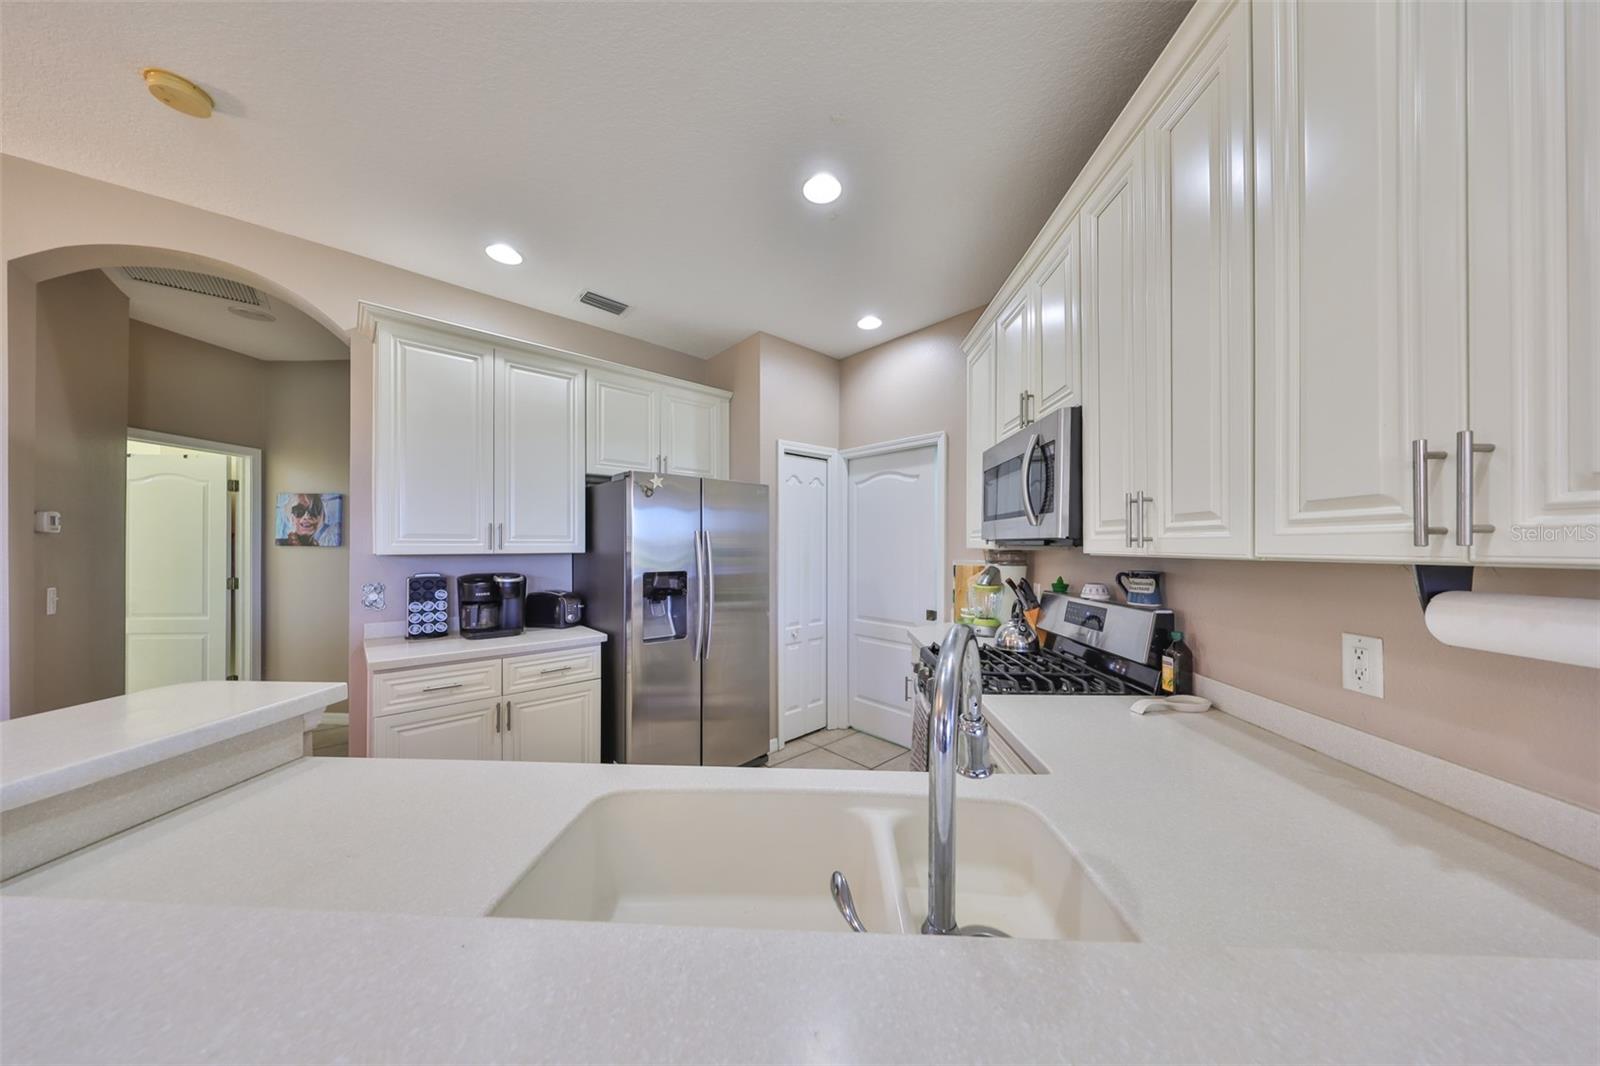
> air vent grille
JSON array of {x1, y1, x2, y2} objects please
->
[
  {"x1": 121, "y1": 267, "x2": 264, "y2": 307},
  {"x1": 578, "y1": 290, "x2": 629, "y2": 316}
]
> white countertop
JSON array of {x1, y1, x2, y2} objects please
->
[
  {"x1": 364, "y1": 626, "x2": 606, "y2": 671},
  {"x1": 2, "y1": 674, "x2": 1597, "y2": 1060},
  {"x1": 0, "y1": 681, "x2": 346, "y2": 812}
]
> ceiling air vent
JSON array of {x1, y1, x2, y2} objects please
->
[
  {"x1": 121, "y1": 266, "x2": 265, "y2": 307},
  {"x1": 578, "y1": 290, "x2": 629, "y2": 316}
]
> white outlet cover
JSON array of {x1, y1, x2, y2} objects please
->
[{"x1": 1342, "y1": 633, "x2": 1384, "y2": 698}]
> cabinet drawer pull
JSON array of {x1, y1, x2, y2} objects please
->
[
  {"x1": 1454, "y1": 430, "x2": 1496, "y2": 547},
  {"x1": 1410, "y1": 438, "x2": 1448, "y2": 546},
  {"x1": 1124, "y1": 492, "x2": 1134, "y2": 548},
  {"x1": 504, "y1": 700, "x2": 511, "y2": 732},
  {"x1": 539, "y1": 665, "x2": 575, "y2": 675},
  {"x1": 422, "y1": 682, "x2": 464, "y2": 692}
]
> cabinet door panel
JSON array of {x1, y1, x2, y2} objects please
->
[
  {"x1": 1254, "y1": 0, "x2": 1468, "y2": 561},
  {"x1": 994, "y1": 293, "x2": 1033, "y2": 437},
  {"x1": 1033, "y1": 221, "x2": 1081, "y2": 417},
  {"x1": 1146, "y1": 3, "x2": 1253, "y2": 558},
  {"x1": 587, "y1": 371, "x2": 659, "y2": 476},
  {"x1": 372, "y1": 698, "x2": 500, "y2": 759},
  {"x1": 661, "y1": 388, "x2": 725, "y2": 478},
  {"x1": 1466, "y1": 0, "x2": 1600, "y2": 566},
  {"x1": 374, "y1": 325, "x2": 496, "y2": 554},
  {"x1": 965, "y1": 337, "x2": 996, "y2": 547},
  {"x1": 505, "y1": 681, "x2": 601, "y2": 763},
  {"x1": 1081, "y1": 141, "x2": 1145, "y2": 554},
  {"x1": 498, "y1": 352, "x2": 584, "y2": 552}
]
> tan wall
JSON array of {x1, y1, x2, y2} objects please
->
[
  {"x1": 839, "y1": 308, "x2": 983, "y2": 584},
  {"x1": 6, "y1": 264, "x2": 39, "y2": 716},
  {"x1": 1027, "y1": 550, "x2": 1600, "y2": 811},
  {"x1": 28, "y1": 271, "x2": 129, "y2": 712},
  {"x1": 705, "y1": 334, "x2": 761, "y2": 483},
  {"x1": 129, "y1": 322, "x2": 351, "y2": 713},
  {"x1": 757, "y1": 333, "x2": 841, "y2": 479}
]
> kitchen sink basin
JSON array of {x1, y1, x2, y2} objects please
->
[{"x1": 490, "y1": 790, "x2": 1136, "y2": 941}]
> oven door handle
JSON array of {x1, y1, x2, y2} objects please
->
[{"x1": 1021, "y1": 432, "x2": 1042, "y2": 527}]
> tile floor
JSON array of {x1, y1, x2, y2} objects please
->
[{"x1": 769, "y1": 727, "x2": 911, "y2": 771}]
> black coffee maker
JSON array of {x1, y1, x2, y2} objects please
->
[{"x1": 457, "y1": 573, "x2": 526, "y2": 639}]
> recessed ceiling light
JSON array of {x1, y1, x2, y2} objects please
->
[
  {"x1": 802, "y1": 172, "x2": 842, "y2": 205},
  {"x1": 857, "y1": 315, "x2": 882, "y2": 331},
  {"x1": 484, "y1": 243, "x2": 523, "y2": 266}
]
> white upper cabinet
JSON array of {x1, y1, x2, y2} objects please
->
[
  {"x1": 1143, "y1": 0, "x2": 1253, "y2": 558},
  {"x1": 1254, "y1": 0, "x2": 1469, "y2": 563},
  {"x1": 587, "y1": 366, "x2": 730, "y2": 479},
  {"x1": 586, "y1": 370, "x2": 659, "y2": 477},
  {"x1": 373, "y1": 322, "x2": 497, "y2": 554},
  {"x1": 1081, "y1": 140, "x2": 1146, "y2": 555},
  {"x1": 965, "y1": 333, "x2": 996, "y2": 548},
  {"x1": 660, "y1": 386, "x2": 728, "y2": 478},
  {"x1": 993, "y1": 290, "x2": 1034, "y2": 438},
  {"x1": 1464, "y1": 0, "x2": 1600, "y2": 566},
  {"x1": 1032, "y1": 221, "x2": 1082, "y2": 417},
  {"x1": 496, "y1": 351, "x2": 585, "y2": 553}
]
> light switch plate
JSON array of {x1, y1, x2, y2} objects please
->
[{"x1": 1342, "y1": 633, "x2": 1384, "y2": 698}]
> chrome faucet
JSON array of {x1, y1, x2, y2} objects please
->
[{"x1": 923, "y1": 623, "x2": 1004, "y2": 937}]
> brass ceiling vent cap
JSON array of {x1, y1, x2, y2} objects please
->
[{"x1": 141, "y1": 68, "x2": 213, "y2": 118}]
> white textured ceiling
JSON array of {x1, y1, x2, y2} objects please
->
[
  {"x1": 2, "y1": 1, "x2": 1190, "y2": 358},
  {"x1": 103, "y1": 269, "x2": 350, "y2": 362}
]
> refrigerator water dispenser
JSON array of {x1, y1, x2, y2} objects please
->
[{"x1": 641, "y1": 571, "x2": 687, "y2": 642}]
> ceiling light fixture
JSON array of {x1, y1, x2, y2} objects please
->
[
  {"x1": 484, "y1": 243, "x2": 523, "y2": 266},
  {"x1": 802, "y1": 172, "x2": 842, "y2": 205},
  {"x1": 141, "y1": 68, "x2": 214, "y2": 118},
  {"x1": 857, "y1": 315, "x2": 882, "y2": 331}
]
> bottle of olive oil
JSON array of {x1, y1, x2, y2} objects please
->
[{"x1": 1160, "y1": 631, "x2": 1194, "y2": 695}]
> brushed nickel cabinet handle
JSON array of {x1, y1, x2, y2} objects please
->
[
  {"x1": 1410, "y1": 438, "x2": 1448, "y2": 546},
  {"x1": 1124, "y1": 492, "x2": 1134, "y2": 548},
  {"x1": 495, "y1": 701, "x2": 502, "y2": 734},
  {"x1": 1454, "y1": 430, "x2": 1496, "y2": 547},
  {"x1": 422, "y1": 682, "x2": 463, "y2": 692},
  {"x1": 539, "y1": 665, "x2": 574, "y2": 675},
  {"x1": 504, "y1": 701, "x2": 511, "y2": 733}
]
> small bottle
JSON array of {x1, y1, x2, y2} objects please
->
[{"x1": 1160, "y1": 631, "x2": 1194, "y2": 695}]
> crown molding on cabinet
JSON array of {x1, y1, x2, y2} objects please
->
[{"x1": 961, "y1": 0, "x2": 1242, "y2": 354}]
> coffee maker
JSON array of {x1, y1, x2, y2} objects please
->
[{"x1": 457, "y1": 573, "x2": 526, "y2": 639}]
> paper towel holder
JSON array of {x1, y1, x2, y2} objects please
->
[{"x1": 1414, "y1": 565, "x2": 1474, "y2": 610}]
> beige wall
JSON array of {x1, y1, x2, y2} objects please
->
[
  {"x1": 840, "y1": 308, "x2": 983, "y2": 584},
  {"x1": 705, "y1": 334, "x2": 761, "y2": 482},
  {"x1": 129, "y1": 322, "x2": 351, "y2": 713},
  {"x1": 27, "y1": 271, "x2": 129, "y2": 712},
  {"x1": 1027, "y1": 551, "x2": 1600, "y2": 811}
]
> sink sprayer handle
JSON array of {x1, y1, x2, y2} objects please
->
[{"x1": 830, "y1": 871, "x2": 867, "y2": 933}]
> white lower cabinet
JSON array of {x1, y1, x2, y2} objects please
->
[
  {"x1": 369, "y1": 648, "x2": 602, "y2": 763},
  {"x1": 505, "y1": 683, "x2": 601, "y2": 763},
  {"x1": 372, "y1": 698, "x2": 501, "y2": 760}
]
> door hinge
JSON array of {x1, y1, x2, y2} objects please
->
[
  {"x1": 226, "y1": 478, "x2": 241, "y2": 492},
  {"x1": 226, "y1": 577, "x2": 240, "y2": 590}
]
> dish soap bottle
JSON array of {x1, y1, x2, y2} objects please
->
[{"x1": 1160, "y1": 631, "x2": 1194, "y2": 695}]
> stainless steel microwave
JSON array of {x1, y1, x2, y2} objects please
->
[{"x1": 980, "y1": 406, "x2": 1082, "y2": 545}]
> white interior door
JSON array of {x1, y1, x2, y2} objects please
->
[
  {"x1": 778, "y1": 451, "x2": 829, "y2": 742},
  {"x1": 845, "y1": 441, "x2": 942, "y2": 746},
  {"x1": 125, "y1": 450, "x2": 229, "y2": 692}
]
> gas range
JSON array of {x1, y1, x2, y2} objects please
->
[{"x1": 915, "y1": 594, "x2": 1175, "y2": 701}]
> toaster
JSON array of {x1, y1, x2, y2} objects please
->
[{"x1": 526, "y1": 590, "x2": 584, "y2": 629}]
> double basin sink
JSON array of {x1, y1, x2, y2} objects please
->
[{"x1": 491, "y1": 790, "x2": 1136, "y2": 941}]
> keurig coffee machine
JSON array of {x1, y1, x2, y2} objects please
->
[{"x1": 457, "y1": 573, "x2": 526, "y2": 639}]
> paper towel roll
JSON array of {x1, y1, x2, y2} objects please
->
[{"x1": 1423, "y1": 592, "x2": 1600, "y2": 669}]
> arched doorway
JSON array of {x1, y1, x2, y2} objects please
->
[{"x1": 6, "y1": 246, "x2": 352, "y2": 750}]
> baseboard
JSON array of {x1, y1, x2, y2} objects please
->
[{"x1": 1195, "y1": 675, "x2": 1600, "y2": 869}]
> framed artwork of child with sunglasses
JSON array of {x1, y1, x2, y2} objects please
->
[{"x1": 275, "y1": 492, "x2": 342, "y2": 547}]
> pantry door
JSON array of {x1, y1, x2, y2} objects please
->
[
  {"x1": 843, "y1": 435, "x2": 945, "y2": 747},
  {"x1": 777, "y1": 449, "x2": 831, "y2": 742}
]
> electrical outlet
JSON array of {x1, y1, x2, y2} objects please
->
[{"x1": 1342, "y1": 633, "x2": 1384, "y2": 698}]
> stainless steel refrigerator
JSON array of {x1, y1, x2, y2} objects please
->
[{"x1": 574, "y1": 473, "x2": 770, "y2": 766}]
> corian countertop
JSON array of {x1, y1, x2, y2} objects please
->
[
  {"x1": 0, "y1": 681, "x2": 346, "y2": 812},
  {"x1": 363, "y1": 626, "x2": 606, "y2": 671},
  {"x1": 2, "y1": 674, "x2": 1597, "y2": 1060}
]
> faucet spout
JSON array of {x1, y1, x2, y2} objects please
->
[{"x1": 922, "y1": 622, "x2": 982, "y2": 935}]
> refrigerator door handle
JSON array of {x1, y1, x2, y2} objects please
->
[
  {"x1": 693, "y1": 529, "x2": 706, "y2": 662},
  {"x1": 702, "y1": 531, "x2": 717, "y2": 659}
]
